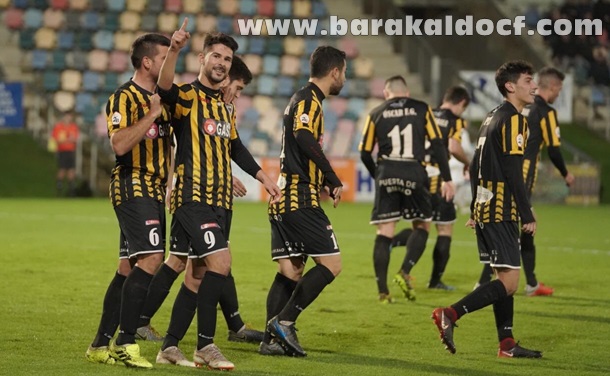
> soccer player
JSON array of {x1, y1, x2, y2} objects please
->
[
  {"x1": 475, "y1": 67, "x2": 575, "y2": 296},
  {"x1": 425, "y1": 86, "x2": 471, "y2": 290},
  {"x1": 156, "y1": 20, "x2": 281, "y2": 370},
  {"x1": 260, "y1": 46, "x2": 346, "y2": 357},
  {"x1": 50, "y1": 111, "x2": 80, "y2": 196},
  {"x1": 143, "y1": 56, "x2": 267, "y2": 367},
  {"x1": 85, "y1": 33, "x2": 173, "y2": 369},
  {"x1": 432, "y1": 60, "x2": 543, "y2": 358},
  {"x1": 359, "y1": 76, "x2": 455, "y2": 303}
]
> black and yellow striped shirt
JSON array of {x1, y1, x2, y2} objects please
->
[
  {"x1": 107, "y1": 80, "x2": 172, "y2": 207},
  {"x1": 471, "y1": 101, "x2": 529, "y2": 223},
  {"x1": 428, "y1": 108, "x2": 466, "y2": 194},
  {"x1": 270, "y1": 83, "x2": 327, "y2": 215},
  {"x1": 158, "y1": 80, "x2": 237, "y2": 212}
]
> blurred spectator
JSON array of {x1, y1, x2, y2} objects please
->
[
  {"x1": 590, "y1": 45, "x2": 610, "y2": 86},
  {"x1": 50, "y1": 111, "x2": 80, "y2": 196}
]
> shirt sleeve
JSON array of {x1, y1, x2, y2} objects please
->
[
  {"x1": 158, "y1": 83, "x2": 189, "y2": 121},
  {"x1": 424, "y1": 106, "x2": 442, "y2": 141},
  {"x1": 358, "y1": 114, "x2": 376, "y2": 153},
  {"x1": 501, "y1": 114, "x2": 527, "y2": 156},
  {"x1": 451, "y1": 118, "x2": 466, "y2": 142},
  {"x1": 106, "y1": 91, "x2": 131, "y2": 137},
  {"x1": 293, "y1": 99, "x2": 321, "y2": 134},
  {"x1": 541, "y1": 108, "x2": 561, "y2": 147}
]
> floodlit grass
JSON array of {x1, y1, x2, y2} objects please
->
[{"x1": 0, "y1": 199, "x2": 609, "y2": 376}]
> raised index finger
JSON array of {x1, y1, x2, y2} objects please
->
[{"x1": 179, "y1": 17, "x2": 188, "y2": 31}]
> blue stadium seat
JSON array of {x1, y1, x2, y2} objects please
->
[
  {"x1": 233, "y1": 36, "x2": 248, "y2": 55},
  {"x1": 276, "y1": 76, "x2": 294, "y2": 97},
  {"x1": 64, "y1": 10, "x2": 81, "y2": 30},
  {"x1": 31, "y1": 49, "x2": 49, "y2": 70},
  {"x1": 82, "y1": 71, "x2": 102, "y2": 91},
  {"x1": 175, "y1": 53, "x2": 186, "y2": 74},
  {"x1": 203, "y1": 0, "x2": 217, "y2": 13},
  {"x1": 274, "y1": 0, "x2": 291, "y2": 17},
  {"x1": 93, "y1": 30, "x2": 114, "y2": 51},
  {"x1": 103, "y1": 12, "x2": 121, "y2": 31},
  {"x1": 13, "y1": 0, "x2": 28, "y2": 9},
  {"x1": 50, "y1": 50, "x2": 67, "y2": 70},
  {"x1": 305, "y1": 39, "x2": 319, "y2": 56},
  {"x1": 257, "y1": 75, "x2": 277, "y2": 96},
  {"x1": 106, "y1": 0, "x2": 126, "y2": 12},
  {"x1": 57, "y1": 30, "x2": 75, "y2": 50},
  {"x1": 146, "y1": 0, "x2": 163, "y2": 13},
  {"x1": 312, "y1": 1, "x2": 328, "y2": 17},
  {"x1": 346, "y1": 98, "x2": 366, "y2": 119},
  {"x1": 75, "y1": 92, "x2": 94, "y2": 113},
  {"x1": 19, "y1": 30, "x2": 36, "y2": 50},
  {"x1": 103, "y1": 72, "x2": 119, "y2": 92},
  {"x1": 75, "y1": 32, "x2": 94, "y2": 50},
  {"x1": 140, "y1": 12, "x2": 158, "y2": 32},
  {"x1": 237, "y1": 127, "x2": 253, "y2": 144},
  {"x1": 262, "y1": 55, "x2": 280, "y2": 76},
  {"x1": 299, "y1": 57, "x2": 310, "y2": 77},
  {"x1": 266, "y1": 37, "x2": 283, "y2": 56},
  {"x1": 82, "y1": 11, "x2": 101, "y2": 30},
  {"x1": 239, "y1": 0, "x2": 256, "y2": 16},
  {"x1": 248, "y1": 37, "x2": 265, "y2": 55},
  {"x1": 91, "y1": 0, "x2": 106, "y2": 11},
  {"x1": 322, "y1": 108, "x2": 338, "y2": 132},
  {"x1": 23, "y1": 8, "x2": 43, "y2": 29},
  {"x1": 43, "y1": 71, "x2": 61, "y2": 91},
  {"x1": 31, "y1": 0, "x2": 48, "y2": 8},
  {"x1": 216, "y1": 16, "x2": 233, "y2": 34},
  {"x1": 67, "y1": 50, "x2": 88, "y2": 70}
]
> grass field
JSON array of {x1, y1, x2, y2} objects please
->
[{"x1": 0, "y1": 199, "x2": 609, "y2": 376}]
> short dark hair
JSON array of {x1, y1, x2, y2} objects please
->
[
  {"x1": 495, "y1": 60, "x2": 534, "y2": 97},
  {"x1": 443, "y1": 86, "x2": 471, "y2": 106},
  {"x1": 537, "y1": 66, "x2": 565, "y2": 87},
  {"x1": 228, "y1": 55, "x2": 252, "y2": 85},
  {"x1": 130, "y1": 33, "x2": 171, "y2": 69},
  {"x1": 203, "y1": 32, "x2": 238, "y2": 53},
  {"x1": 310, "y1": 46, "x2": 346, "y2": 79}
]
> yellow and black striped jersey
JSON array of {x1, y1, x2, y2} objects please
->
[
  {"x1": 428, "y1": 108, "x2": 466, "y2": 194},
  {"x1": 107, "y1": 80, "x2": 172, "y2": 207},
  {"x1": 471, "y1": 101, "x2": 529, "y2": 223},
  {"x1": 158, "y1": 80, "x2": 238, "y2": 212},
  {"x1": 270, "y1": 83, "x2": 327, "y2": 215},
  {"x1": 359, "y1": 97, "x2": 442, "y2": 166}
]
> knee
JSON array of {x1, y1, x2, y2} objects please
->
[
  {"x1": 165, "y1": 255, "x2": 187, "y2": 274},
  {"x1": 137, "y1": 253, "x2": 164, "y2": 274}
]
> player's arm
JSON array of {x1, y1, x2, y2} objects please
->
[
  {"x1": 358, "y1": 115, "x2": 377, "y2": 178},
  {"x1": 449, "y1": 119, "x2": 470, "y2": 169},
  {"x1": 158, "y1": 18, "x2": 190, "y2": 93},
  {"x1": 542, "y1": 109, "x2": 574, "y2": 186},
  {"x1": 108, "y1": 93, "x2": 162, "y2": 156},
  {"x1": 230, "y1": 136, "x2": 281, "y2": 203},
  {"x1": 425, "y1": 107, "x2": 454, "y2": 200}
]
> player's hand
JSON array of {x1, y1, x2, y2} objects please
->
[
  {"x1": 465, "y1": 218, "x2": 476, "y2": 229},
  {"x1": 222, "y1": 84, "x2": 236, "y2": 104},
  {"x1": 441, "y1": 181, "x2": 455, "y2": 202},
  {"x1": 232, "y1": 175, "x2": 247, "y2": 197},
  {"x1": 564, "y1": 172, "x2": 575, "y2": 187},
  {"x1": 165, "y1": 188, "x2": 172, "y2": 210},
  {"x1": 329, "y1": 186, "x2": 343, "y2": 208},
  {"x1": 265, "y1": 181, "x2": 282, "y2": 204},
  {"x1": 522, "y1": 221, "x2": 536, "y2": 236},
  {"x1": 170, "y1": 18, "x2": 191, "y2": 51},
  {"x1": 463, "y1": 164, "x2": 470, "y2": 180},
  {"x1": 149, "y1": 94, "x2": 162, "y2": 118}
]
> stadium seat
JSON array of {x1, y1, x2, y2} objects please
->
[
  {"x1": 75, "y1": 31, "x2": 94, "y2": 50},
  {"x1": 139, "y1": 12, "x2": 158, "y2": 31},
  {"x1": 304, "y1": 39, "x2": 319, "y2": 56},
  {"x1": 103, "y1": 11, "x2": 121, "y2": 31},
  {"x1": 88, "y1": 49, "x2": 110, "y2": 71},
  {"x1": 242, "y1": 54, "x2": 262, "y2": 76},
  {"x1": 57, "y1": 31, "x2": 75, "y2": 50},
  {"x1": 262, "y1": 55, "x2": 280, "y2": 76},
  {"x1": 4, "y1": 8, "x2": 24, "y2": 30},
  {"x1": 106, "y1": 0, "x2": 126, "y2": 12},
  {"x1": 248, "y1": 37, "x2": 266, "y2": 55},
  {"x1": 34, "y1": 28, "x2": 57, "y2": 49},
  {"x1": 280, "y1": 55, "x2": 300, "y2": 76},
  {"x1": 92, "y1": 30, "x2": 114, "y2": 51},
  {"x1": 157, "y1": 12, "x2": 178, "y2": 33},
  {"x1": 241, "y1": 77, "x2": 258, "y2": 96},
  {"x1": 145, "y1": 0, "x2": 163, "y2": 13},
  {"x1": 274, "y1": 0, "x2": 291, "y2": 17},
  {"x1": 346, "y1": 98, "x2": 366, "y2": 119},
  {"x1": 108, "y1": 50, "x2": 129, "y2": 72},
  {"x1": 292, "y1": 0, "x2": 311, "y2": 18},
  {"x1": 322, "y1": 108, "x2": 338, "y2": 132},
  {"x1": 64, "y1": 10, "x2": 81, "y2": 30},
  {"x1": 90, "y1": 0, "x2": 106, "y2": 11},
  {"x1": 299, "y1": 57, "x2": 310, "y2": 77},
  {"x1": 31, "y1": 0, "x2": 48, "y2": 8},
  {"x1": 276, "y1": 76, "x2": 295, "y2": 97},
  {"x1": 66, "y1": 50, "x2": 88, "y2": 70},
  {"x1": 257, "y1": 0, "x2": 275, "y2": 17},
  {"x1": 266, "y1": 37, "x2": 283, "y2": 56},
  {"x1": 328, "y1": 97, "x2": 348, "y2": 117},
  {"x1": 70, "y1": 0, "x2": 89, "y2": 11},
  {"x1": 190, "y1": 33, "x2": 206, "y2": 53},
  {"x1": 202, "y1": 0, "x2": 217, "y2": 13},
  {"x1": 233, "y1": 36, "x2": 249, "y2": 55},
  {"x1": 50, "y1": 0, "x2": 69, "y2": 10},
  {"x1": 235, "y1": 96, "x2": 254, "y2": 120},
  {"x1": 61, "y1": 69, "x2": 82, "y2": 92},
  {"x1": 369, "y1": 77, "x2": 385, "y2": 99},
  {"x1": 218, "y1": 0, "x2": 238, "y2": 15},
  {"x1": 283, "y1": 36, "x2": 305, "y2": 56},
  {"x1": 30, "y1": 49, "x2": 49, "y2": 70},
  {"x1": 126, "y1": 0, "x2": 146, "y2": 12},
  {"x1": 175, "y1": 52, "x2": 186, "y2": 74},
  {"x1": 53, "y1": 91, "x2": 76, "y2": 112},
  {"x1": 237, "y1": 127, "x2": 253, "y2": 144},
  {"x1": 43, "y1": 8, "x2": 65, "y2": 30},
  {"x1": 165, "y1": 0, "x2": 183, "y2": 13},
  {"x1": 216, "y1": 16, "x2": 233, "y2": 34},
  {"x1": 182, "y1": 0, "x2": 201, "y2": 13},
  {"x1": 239, "y1": 0, "x2": 256, "y2": 16},
  {"x1": 119, "y1": 11, "x2": 140, "y2": 31},
  {"x1": 113, "y1": 31, "x2": 134, "y2": 52},
  {"x1": 50, "y1": 50, "x2": 67, "y2": 70},
  {"x1": 118, "y1": 71, "x2": 132, "y2": 85},
  {"x1": 185, "y1": 52, "x2": 200, "y2": 73},
  {"x1": 82, "y1": 70, "x2": 101, "y2": 91},
  {"x1": 24, "y1": 8, "x2": 43, "y2": 29},
  {"x1": 338, "y1": 38, "x2": 359, "y2": 58},
  {"x1": 12, "y1": 0, "x2": 27, "y2": 8},
  {"x1": 103, "y1": 72, "x2": 120, "y2": 92},
  {"x1": 19, "y1": 29, "x2": 36, "y2": 49},
  {"x1": 354, "y1": 56, "x2": 374, "y2": 78},
  {"x1": 257, "y1": 75, "x2": 277, "y2": 96},
  {"x1": 312, "y1": 1, "x2": 328, "y2": 17},
  {"x1": 248, "y1": 137, "x2": 269, "y2": 156},
  {"x1": 81, "y1": 11, "x2": 100, "y2": 30},
  {"x1": 196, "y1": 14, "x2": 217, "y2": 34},
  {"x1": 43, "y1": 70, "x2": 61, "y2": 91},
  {"x1": 75, "y1": 92, "x2": 94, "y2": 113}
]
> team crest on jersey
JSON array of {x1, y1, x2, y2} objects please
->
[
  {"x1": 299, "y1": 113, "x2": 310, "y2": 124},
  {"x1": 555, "y1": 127, "x2": 560, "y2": 138},
  {"x1": 225, "y1": 103, "x2": 234, "y2": 115},
  {"x1": 112, "y1": 112, "x2": 122, "y2": 125},
  {"x1": 145, "y1": 123, "x2": 159, "y2": 139},
  {"x1": 204, "y1": 119, "x2": 216, "y2": 135},
  {"x1": 516, "y1": 133, "x2": 524, "y2": 148}
]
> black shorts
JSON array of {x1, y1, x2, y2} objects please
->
[
  {"x1": 172, "y1": 202, "x2": 231, "y2": 259},
  {"x1": 114, "y1": 197, "x2": 166, "y2": 259},
  {"x1": 370, "y1": 160, "x2": 431, "y2": 224},
  {"x1": 476, "y1": 221, "x2": 520, "y2": 269},
  {"x1": 430, "y1": 193, "x2": 457, "y2": 224},
  {"x1": 269, "y1": 207, "x2": 340, "y2": 261},
  {"x1": 58, "y1": 151, "x2": 76, "y2": 169}
]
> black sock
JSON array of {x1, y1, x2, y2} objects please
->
[
  {"x1": 116, "y1": 267, "x2": 154, "y2": 345},
  {"x1": 373, "y1": 235, "x2": 393, "y2": 294},
  {"x1": 219, "y1": 272, "x2": 245, "y2": 333},
  {"x1": 139, "y1": 263, "x2": 179, "y2": 327},
  {"x1": 138, "y1": 263, "x2": 178, "y2": 327},
  {"x1": 264, "y1": 273, "x2": 297, "y2": 343},
  {"x1": 520, "y1": 232, "x2": 537, "y2": 287},
  {"x1": 429, "y1": 236, "x2": 451, "y2": 286},
  {"x1": 493, "y1": 295, "x2": 514, "y2": 342},
  {"x1": 399, "y1": 228, "x2": 428, "y2": 274},
  {"x1": 197, "y1": 271, "x2": 227, "y2": 349},
  {"x1": 92, "y1": 272, "x2": 126, "y2": 347},
  {"x1": 478, "y1": 264, "x2": 494, "y2": 285},
  {"x1": 391, "y1": 229, "x2": 413, "y2": 248},
  {"x1": 162, "y1": 283, "x2": 197, "y2": 350},
  {"x1": 278, "y1": 264, "x2": 335, "y2": 323},
  {"x1": 451, "y1": 279, "x2": 507, "y2": 319}
]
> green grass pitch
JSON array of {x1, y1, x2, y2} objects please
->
[{"x1": 0, "y1": 199, "x2": 609, "y2": 375}]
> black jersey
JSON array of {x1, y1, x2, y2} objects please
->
[
  {"x1": 107, "y1": 80, "x2": 172, "y2": 207},
  {"x1": 471, "y1": 101, "x2": 530, "y2": 223}
]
